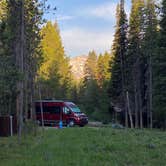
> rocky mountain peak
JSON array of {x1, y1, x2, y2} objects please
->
[{"x1": 70, "y1": 55, "x2": 87, "y2": 80}]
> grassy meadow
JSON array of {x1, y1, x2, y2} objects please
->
[{"x1": 0, "y1": 127, "x2": 166, "y2": 166}]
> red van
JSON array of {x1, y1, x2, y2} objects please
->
[{"x1": 35, "y1": 100, "x2": 88, "y2": 127}]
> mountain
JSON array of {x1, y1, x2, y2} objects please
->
[{"x1": 70, "y1": 55, "x2": 87, "y2": 80}]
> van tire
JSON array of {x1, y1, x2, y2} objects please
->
[{"x1": 68, "y1": 120, "x2": 75, "y2": 127}]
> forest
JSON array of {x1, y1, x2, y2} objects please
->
[{"x1": 0, "y1": 0, "x2": 166, "y2": 141}]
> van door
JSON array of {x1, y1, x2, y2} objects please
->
[
  {"x1": 48, "y1": 106, "x2": 61, "y2": 125},
  {"x1": 62, "y1": 106, "x2": 71, "y2": 125}
]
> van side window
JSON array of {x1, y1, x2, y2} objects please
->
[
  {"x1": 63, "y1": 107, "x2": 70, "y2": 114},
  {"x1": 36, "y1": 106, "x2": 41, "y2": 113},
  {"x1": 49, "y1": 106, "x2": 61, "y2": 114},
  {"x1": 36, "y1": 106, "x2": 61, "y2": 114}
]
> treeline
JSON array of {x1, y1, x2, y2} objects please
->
[
  {"x1": 38, "y1": 21, "x2": 73, "y2": 100},
  {"x1": 0, "y1": 0, "x2": 72, "y2": 139},
  {"x1": 75, "y1": 0, "x2": 166, "y2": 129},
  {"x1": 77, "y1": 51, "x2": 111, "y2": 122},
  {"x1": 0, "y1": 0, "x2": 166, "y2": 135},
  {"x1": 38, "y1": 22, "x2": 112, "y2": 121},
  {"x1": 38, "y1": 21, "x2": 112, "y2": 121},
  {"x1": 108, "y1": 0, "x2": 166, "y2": 129},
  {"x1": 0, "y1": 0, "x2": 44, "y2": 140}
]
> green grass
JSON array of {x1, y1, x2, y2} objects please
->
[{"x1": 0, "y1": 127, "x2": 166, "y2": 166}]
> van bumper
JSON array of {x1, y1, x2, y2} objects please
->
[{"x1": 75, "y1": 118, "x2": 88, "y2": 126}]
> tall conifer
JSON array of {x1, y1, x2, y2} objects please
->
[
  {"x1": 127, "y1": 0, "x2": 145, "y2": 128},
  {"x1": 0, "y1": 0, "x2": 43, "y2": 140},
  {"x1": 153, "y1": 0, "x2": 166, "y2": 129},
  {"x1": 39, "y1": 21, "x2": 72, "y2": 99},
  {"x1": 143, "y1": 0, "x2": 158, "y2": 128},
  {"x1": 108, "y1": 0, "x2": 128, "y2": 126}
]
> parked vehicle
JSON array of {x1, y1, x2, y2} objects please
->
[{"x1": 35, "y1": 100, "x2": 88, "y2": 127}]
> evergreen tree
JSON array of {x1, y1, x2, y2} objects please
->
[
  {"x1": 143, "y1": 0, "x2": 158, "y2": 128},
  {"x1": 108, "y1": 0, "x2": 128, "y2": 126},
  {"x1": 96, "y1": 52, "x2": 111, "y2": 122},
  {"x1": 0, "y1": 0, "x2": 43, "y2": 140},
  {"x1": 79, "y1": 51, "x2": 112, "y2": 122},
  {"x1": 153, "y1": 0, "x2": 166, "y2": 129},
  {"x1": 97, "y1": 52, "x2": 111, "y2": 88},
  {"x1": 80, "y1": 51, "x2": 98, "y2": 116},
  {"x1": 0, "y1": 0, "x2": 17, "y2": 115},
  {"x1": 39, "y1": 21, "x2": 72, "y2": 99},
  {"x1": 0, "y1": 0, "x2": 6, "y2": 21},
  {"x1": 84, "y1": 50, "x2": 97, "y2": 82},
  {"x1": 127, "y1": 0, "x2": 145, "y2": 128}
]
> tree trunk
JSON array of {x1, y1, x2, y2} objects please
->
[
  {"x1": 120, "y1": 46, "x2": 128, "y2": 128},
  {"x1": 17, "y1": 0, "x2": 25, "y2": 143},
  {"x1": 133, "y1": 56, "x2": 143, "y2": 129},
  {"x1": 134, "y1": 85, "x2": 138, "y2": 128},
  {"x1": 38, "y1": 82, "x2": 44, "y2": 131},
  {"x1": 127, "y1": 91, "x2": 134, "y2": 128},
  {"x1": 138, "y1": 89, "x2": 143, "y2": 128},
  {"x1": 30, "y1": 76, "x2": 36, "y2": 121},
  {"x1": 149, "y1": 55, "x2": 153, "y2": 129},
  {"x1": 138, "y1": 73, "x2": 143, "y2": 129}
]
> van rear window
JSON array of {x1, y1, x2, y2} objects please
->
[{"x1": 36, "y1": 106, "x2": 61, "y2": 114}]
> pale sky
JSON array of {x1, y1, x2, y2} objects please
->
[{"x1": 44, "y1": 0, "x2": 131, "y2": 57}]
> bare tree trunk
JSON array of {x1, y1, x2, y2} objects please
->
[
  {"x1": 24, "y1": 72, "x2": 28, "y2": 121},
  {"x1": 138, "y1": 82, "x2": 143, "y2": 129},
  {"x1": 127, "y1": 91, "x2": 134, "y2": 128},
  {"x1": 149, "y1": 55, "x2": 153, "y2": 129},
  {"x1": 30, "y1": 88, "x2": 33, "y2": 120},
  {"x1": 30, "y1": 76, "x2": 36, "y2": 121},
  {"x1": 38, "y1": 82, "x2": 44, "y2": 131},
  {"x1": 146, "y1": 66, "x2": 150, "y2": 128},
  {"x1": 120, "y1": 47, "x2": 128, "y2": 128},
  {"x1": 125, "y1": 101, "x2": 128, "y2": 127},
  {"x1": 133, "y1": 57, "x2": 143, "y2": 129},
  {"x1": 17, "y1": 0, "x2": 25, "y2": 143},
  {"x1": 24, "y1": 37, "x2": 29, "y2": 122},
  {"x1": 134, "y1": 85, "x2": 138, "y2": 128},
  {"x1": 133, "y1": 61, "x2": 139, "y2": 128}
]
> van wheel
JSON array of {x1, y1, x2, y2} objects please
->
[{"x1": 68, "y1": 120, "x2": 74, "y2": 127}]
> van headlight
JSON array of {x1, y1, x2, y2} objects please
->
[{"x1": 76, "y1": 117, "x2": 80, "y2": 120}]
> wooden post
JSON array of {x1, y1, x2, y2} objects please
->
[{"x1": 10, "y1": 115, "x2": 13, "y2": 136}]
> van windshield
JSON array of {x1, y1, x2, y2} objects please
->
[{"x1": 69, "y1": 105, "x2": 81, "y2": 113}]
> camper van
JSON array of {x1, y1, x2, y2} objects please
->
[{"x1": 35, "y1": 100, "x2": 88, "y2": 127}]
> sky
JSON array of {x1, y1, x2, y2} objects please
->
[{"x1": 44, "y1": 0, "x2": 131, "y2": 57}]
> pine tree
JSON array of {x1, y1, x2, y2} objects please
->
[
  {"x1": 127, "y1": 0, "x2": 145, "y2": 128},
  {"x1": 108, "y1": 0, "x2": 129, "y2": 126},
  {"x1": 96, "y1": 52, "x2": 111, "y2": 122},
  {"x1": 84, "y1": 50, "x2": 97, "y2": 82},
  {"x1": 0, "y1": 0, "x2": 43, "y2": 141},
  {"x1": 79, "y1": 50, "x2": 112, "y2": 121},
  {"x1": 39, "y1": 21, "x2": 72, "y2": 99},
  {"x1": 96, "y1": 52, "x2": 111, "y2": 88},
  {"x1": 80, "y1": 51, "x2": 98, "y2": 116},
  {"x1": 153, "y1": 0, "x2": 166, "y2": 129},
  {"x1": 0, "y1": 0, "x2": 6, "y2": 20},
  {"x1": 143, "y1": 0, "x2": 158, "y2": 128}
]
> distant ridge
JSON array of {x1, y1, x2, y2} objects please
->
[{"x1": 70, "y1": 55, "x2": 88, "y2": 80}]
